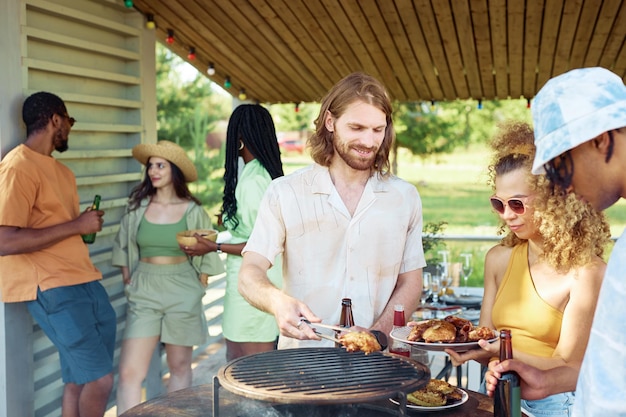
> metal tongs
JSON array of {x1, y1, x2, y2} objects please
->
[{"x1": 299, "y1": 318, "x2": 343, "y2": 343}]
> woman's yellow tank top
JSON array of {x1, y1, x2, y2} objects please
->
[{"x1": 491, "y1": 242, "x2": 563, "y2": 357}]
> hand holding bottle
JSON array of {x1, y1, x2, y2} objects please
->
[{"x1": 80, "y1": 195, "x2": 104, "y2": 243}]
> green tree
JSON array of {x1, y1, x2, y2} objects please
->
[
  {"x1": 155, "y1": 43, "x2": 230, "y2": 147},
  {"x1": 269, "y1": 102, "x2": 318, "y2": 139},
  {"x1": 394, "y1": 98, "x2": 532, "y2": 159}
]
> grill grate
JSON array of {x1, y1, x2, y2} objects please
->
[{"x1": 216, "y1": 347, "x2": 430, "y2": 404}]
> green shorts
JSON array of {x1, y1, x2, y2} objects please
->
[{"x1": 124, "y1": 261, "x2": 207, "y2": 346}]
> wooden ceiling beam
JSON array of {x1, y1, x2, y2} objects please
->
[{"x1": 132, "y1": 0, "x2": 626, "y2": 103}]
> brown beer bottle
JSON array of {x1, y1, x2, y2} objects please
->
[
  {"x1": 494, "y1": 329, "x2": 521, "y2": 417},
  {"x1": 336, "y1": 298, "x2": 354, "y2": 347}
]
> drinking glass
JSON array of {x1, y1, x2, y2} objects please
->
[
  {"x1": 440, "y1": 263, "x2": 453, "y2": 302},
  {"x1": 430, "y1": 273, "x2": 442, "y2": 307},
  {"x1": 460, "y1": 253, "x2": 473, "y2": 296},
  {"x1": 420, "y1": 272, "x2": 432, "y2": 305}
]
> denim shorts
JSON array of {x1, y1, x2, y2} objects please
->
[
  {"x1": 522, "y1": 392, "x2": 575, "y2": 417},
  {"x1": 124, "y1": 261, "x2": 207, "y2": 346},
  {"x1": 27, "y1": 281, "x2": 116, "y2": 385}
]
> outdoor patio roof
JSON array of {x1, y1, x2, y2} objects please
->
[{"x1": 130, "y1": 0, "x2": 626, "y2": 104}]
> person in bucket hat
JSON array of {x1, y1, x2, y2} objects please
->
[
  {"x1": 484, "y1": 67, "x2": 626, "y2": 416},
  {"x1": 112, "y1": 140, "x2": 223, "y2": 414}
]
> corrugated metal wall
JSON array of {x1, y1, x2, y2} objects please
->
[{"x1": 4, "y1": 0, "x2": 226, "y2": 415}]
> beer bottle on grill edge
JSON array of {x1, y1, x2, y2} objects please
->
[
  {"x1": 494, "y1": 329, "x2": 521, "y2": 417},
  {"x1": 389, "y1": 304, "x2": 411, "y2": 357},
  {"x1": 81, "y1": 195, "x2": 101, "y2": 244},
  {"x1": 336, "y1": 298, "x2": 354, "y2": 347}
]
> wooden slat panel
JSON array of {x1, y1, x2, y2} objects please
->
[
  {"x1": 275, "y1": 0, "x2": 346, "y2": 85},
  {"x1": 377, "y1": 0, "x2": 428, "y2": 99},
  {"x1": 470, "y1": 0, "x2": 495, "y2": 99},
  {"x1": 489, "y1": 0, "x2": 508, "y2": 99},
  {"x1": 552, "y1": 0, "x2": 584, "y2": 76},
  {"x1": 568, "y1": 0, "x2": 602, "y2": 69},
  {"x1": 507, "y1": 0, "x2": 525, "y2": 98},
  {"x1": 319, "y1": 0, "x2": 385, "y2": 89},
  {"x1": 148, "y1": 0, "x2": 293, "y2": 102},
  {"x1": 235, "y1": 0, "x2": 328, "y2": 98},
  {"x1": 431, "y1": 0, "x2": 466, "y2": 98},
  {"x1": 451, "y1": 0, "x2": 483, "y2": 99},
  {"x1": 599, "y1": 2, "x2": 626, "y2": 72},
  {"x1": 415, "y1": 0, "x2": 457, "y2": 100},
  {"x1": 24, "y1": 27, "x2": 140, "y2": 60},
  {"x1": 301, "y1": 1, "x2": 364, "y2": 92},
  {"x1": 27, "y1": 0, "x2": 140, "y2": 36},
  {"x1": 397, "y1": 0, "x2": 441, "y2": 100},
  {"x1": 131, "y1": 0, "x2": 626, "y2": 102},
  {"x1": 340, "y1": 0, "x2": 406, "y2": 100},
  {"x1": 536, "y1": 0, "x2": 563, "y2": 89},
  {"x1": 25, "y1": 58, "x2": 141, "y2": 84},
  {"x1": 522, "y1": 0, "x2": 544, "y2": 98},
  {"x1": 584, "y1": 0, "x2": 623, "y2": 67}
]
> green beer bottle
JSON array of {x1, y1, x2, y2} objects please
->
[{"x1": 81, "y1": 195, "x2": 101, "y2": 244}]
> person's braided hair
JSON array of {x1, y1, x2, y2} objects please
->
[{"x1": 222, "y1": 104, "x2": 284, "y2": 230}]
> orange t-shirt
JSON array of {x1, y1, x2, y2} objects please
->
[{"x1": 0, "y1": 145, "x2": 100, "y2": 302}]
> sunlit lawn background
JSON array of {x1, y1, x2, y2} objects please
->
[{"x1": 278, "y1": 144, "x2": 624, "y2": 288}]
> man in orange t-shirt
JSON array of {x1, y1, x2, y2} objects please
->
[{"x1": 0, "y1": 92, "x2": 116, "y2": 417}]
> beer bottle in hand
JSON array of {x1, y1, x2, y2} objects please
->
[
  {"x1": 81, "y1": 195, "x2": 101, "y2": 244},
  {"x1": 336, "y1": 298, "x2": 354, "y2": 347},
  {"x1": 494, "y1": 329, "x2": 521, "y2": 417}
]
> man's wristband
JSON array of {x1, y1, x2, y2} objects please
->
[{"x1": 216, "y1": 243, "x2": 222, "y2": 254}]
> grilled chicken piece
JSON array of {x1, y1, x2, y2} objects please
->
[{"x1": 339, "y1": 331, "x2": 382, "y2": 354}]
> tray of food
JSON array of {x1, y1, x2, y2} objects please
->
[
  {"x1": 389, "y1": 378, "x2": 469, "y2": 411},
  {"x1": 390, "y1": 316, "x2": 496, "y2": 352}
]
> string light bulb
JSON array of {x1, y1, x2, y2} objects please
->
[
  {"x1": 166, "y1": 29, "x2": 174, "y2": 44},
  {"x1": 187, "y1": 47, "x2": 196, "y2": 60},
  {"x1": 238, "y1": 89, "x2": 247, "y2": 101},
  {"x1": 430, "y1": 100, "x2": 436, "y2": 111},
  {"x1": 124, "y1": 0, "x2": 133, "y2": 8},
  {"x1": 295, "y1": 102, "x2": 300, "y2": 113},
  {"x1": 145, "y1": 14, "x2": 155, "y2": 30},
  {"x1": 224, "y1": 77, "x2": 231, "y2": 89},
  {"x1": 207, "y1": 63, "x2": 215, "y2": 76},
  {"x1": 477, "y1": 99, "x2": 483, "y2": 110},
  {"x1": 527, "y1": 98, "x2": 531, "y2": 109}
]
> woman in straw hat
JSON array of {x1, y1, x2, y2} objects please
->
[
  {"x1": 445, "y1": 121, "x2": 610, "y2": 416},
  {"x1": 182, "y1": 104, "x2": 284, "y2": 361},
  {"x1": 112, "y1": 140, "x2": 224, "y2": 414}
]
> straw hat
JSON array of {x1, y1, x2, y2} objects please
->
[
  {"x1": 531, "y1": 67, "x2": 626, "y2": 174},
  {"x1": 132, "y1": 140, "x2": 198, "y2": 182}
]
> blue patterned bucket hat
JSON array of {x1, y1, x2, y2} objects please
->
[{"x1": 531, "y1": 67, "x2": 626, "y2": 174}]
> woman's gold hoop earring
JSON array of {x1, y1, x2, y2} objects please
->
[{"x1": 239, "y1": 141, "x2": 244, "y2": 150}]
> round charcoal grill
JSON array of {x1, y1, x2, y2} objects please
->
[{"x1": 214, "y1": 347, "x2": 429, "y2": 408}]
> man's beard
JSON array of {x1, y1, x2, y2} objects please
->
[
  {"x1": 54, "y1": 129, "x2": 68, "y2": 153},
  {"x1": 333, "y1": 131, "x2": 378, "y2": 171}
]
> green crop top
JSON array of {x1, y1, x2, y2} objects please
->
[{"x1": 137, "y1": 215, "x2": 186, "y2": 258}]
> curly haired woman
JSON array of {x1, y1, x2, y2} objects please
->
[{"x1": 447, "y1": 121, "x2": 611, "y2": 417}]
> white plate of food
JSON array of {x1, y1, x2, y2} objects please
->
[
  {"x1": 389, "y1": 379, "x2": 469, "y2": 411},
  {"x1": 390, "y1": 324, "x2": 496, "y2": 352}
]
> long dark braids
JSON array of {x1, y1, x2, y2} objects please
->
[
  {"x1": 127, "y1": 159, "x2": 200, "y2": 211},
  {"x1": 222, "y1": 104, "x2": 284, "y2": 230}
]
